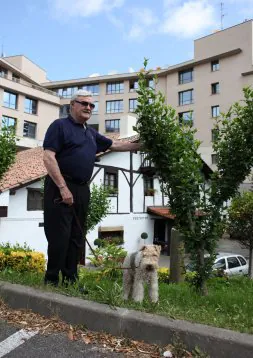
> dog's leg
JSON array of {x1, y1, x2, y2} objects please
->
[
  {"x1": 132, "y1": 273, "x2": 144, "y2": 302},
  {"x1": 149, "y1": 272, "x2": 159, "y2": 303},
  {"x1": 122, "y1": 270, "x2": 133, "y2": 300}
]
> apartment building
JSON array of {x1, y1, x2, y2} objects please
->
[
  {"x1": 40, "y1": 20, "x2": 253, "y2": 169},
  {"x1": 0, "y1": 55, "x2": 60, "y2": 150}
]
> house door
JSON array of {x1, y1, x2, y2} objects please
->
[{"x1": 153, "y1": 219, "x2": 170, "y2": 256}]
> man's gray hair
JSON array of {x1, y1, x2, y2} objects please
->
[{"x1": 71, "y1": 89, "x2": 93, "y2": 102}]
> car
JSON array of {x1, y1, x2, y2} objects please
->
[{"x1": 185, "y1": 252, "x2": 249, "y2": 276}]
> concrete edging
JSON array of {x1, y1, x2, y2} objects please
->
[{"x1": 0, "y1": 281, "x2": 253, "y2": 357}]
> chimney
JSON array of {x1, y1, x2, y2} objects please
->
[{"x1": 118, "y1": 115, "x2": 137, "y2": 139}]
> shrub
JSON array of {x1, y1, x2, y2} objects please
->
[{"x1": 158, "y1": 267, "x2": 170, "y2": 283}]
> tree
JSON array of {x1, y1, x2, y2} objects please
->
[
  {"x1": 135, "y1": 59, "x2": 253, "y2": 294},
  {"x1": 226, "y1": 192, "x2": 253, "y2": 278},
  {"x1": 0, "y1": 125, "x2": 16, "y2": 181}
]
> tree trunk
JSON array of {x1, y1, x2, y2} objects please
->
[
  {"x1": 197, "y1": 244, "x2": 208, "y2": 296},
  {"x1": 169, "y1": 228, "x2": 185, "y2": 283},
  {"x1": 249, "y1": 245, "x2": 253, "y2": 279}
]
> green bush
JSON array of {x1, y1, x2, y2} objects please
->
[{"x1": 158, "y1": 267, "x2": 170, "y2": 283}]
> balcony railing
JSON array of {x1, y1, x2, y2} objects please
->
[{"x1": 140, "y1": 153, "x2": 156, "y2": 175}]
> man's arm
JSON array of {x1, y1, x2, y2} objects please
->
[
  {"x1": 110, "y1": 141, "x2": 141, "y2": 152},
  {"x1": 43, "y1": 150, "x2": 73, "y2": 205}
]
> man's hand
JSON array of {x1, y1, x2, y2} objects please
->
[{"x1": 59, "y1": 186, "x2": 74, "y2": 205}]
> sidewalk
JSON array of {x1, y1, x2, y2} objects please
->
[{"x1": 0, "y1": 281, "x2": 253, "y2": 358}]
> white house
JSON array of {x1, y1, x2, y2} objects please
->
[{"x1": 0, "y1": 132, "x2": 213, "y2": 260}]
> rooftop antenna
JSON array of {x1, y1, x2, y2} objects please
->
[
  {"x1": 0, "y1": 36, "x2": 5, "y2": 57},
  {"x1": 220, "y1": 2, "x2": 225, "y2": 30}
]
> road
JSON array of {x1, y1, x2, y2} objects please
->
[{"x1": 0, "y1": 321, "x2": 125, "y2": 358}]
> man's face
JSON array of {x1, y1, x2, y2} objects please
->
[{"x1": 71, "y1": 96, "x2": 95, "y2": 123}]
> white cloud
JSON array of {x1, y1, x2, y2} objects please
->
[
  {"x1": 128, "y1": 67, "x2": 135, "y2": 73},
  {"x1": 161, "y1": 0, "x2": 216, "y2": 38},
  {"x1": 127, "y1": 8, "x2": 158, "y2": 40},
  {"x1": 52, "y1": 0, "x2": 124, "y2": 17}
]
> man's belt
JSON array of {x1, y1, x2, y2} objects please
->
[{"x1": 63, "y1": 175, "x2": 89, "y2": 186}]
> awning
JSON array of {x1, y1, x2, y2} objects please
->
[
  {"x1": 147, "y1": 206, "x2": 175, "y2": 220},
  {"x1": 98, "y1": 226, "x2": 124, "y2": 232}
]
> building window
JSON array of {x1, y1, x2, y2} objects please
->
[
  {"x1": 23, "y1": 121, "x2": 36, "y2": 138},
  {"x1": 179, "y1": 90, "x2": 193, "y2": 106},
  {"x1": 211, "y1": 82, "x2": 220, "y2": 94},
  {"x1": 25, "y1": 97, "x2": 37, "y2": 115},
  {"x1": 129, "y1": 80, "x2": 138, "y2": 92},
  {"x1": 148, "y1": 79, "x2": 154, "y2": 88},
  {"x1": 12, "y1": 73, "x2": 20, "y2": 83},
  {"x1": 106, "y1": 82, "x2": 124, "y2": 94},
  {"x1": 178, "y1": 111, "x2": 194, "y2": 125},
  {"x1": 1, "y1": 116, "x2": 16, "y2": 133},
  {"x1": 59, "y1": 104, "x2": 70, "y2": 117},
  {"x1": 211, "y1": 129, "x2": 219, "y2": 142},
  {"x1": 178, "y1": 68, "x2": 193, "y2": 84},
  {"x1": 144, "y1": 177, "x2": 154, "y2": 196},
  {"x1": 211, "y1": 105, "x2": 220, "y2": 118},
  {"x1": 105, "y1": 119, "x2": 120, "y2": 133},
  {"x1": 106, "y1": 100, "x2": 123, "y2": 113},
  {"x1": 211, "y1": 60, "x2": 219, "y2": 72},
  {"x1": 93, "y1": 102, "x2": 99, "y2": 113},
  {"x1": 0, "y1": 67, "x2": 7, "y2": 78},
  {"x1": 27, "y1": 188, "x2": 43, "y2": 211},
  {"x1": 129, "y1": 99, "x2": 138, "y2": 112},
  {"x1": 89, "y1": 124, "x2": 99, "y2": 131},
  {"x1": 80, "y1": 84, "x2": 99, "y2": 95},
  {"x1": 3, "y1": 91, "x2": 17, "y2": 109},
  {"x1": 104, "y1": 169, "x2": 118, "y2": 195},
  {"x1": 211, "y1": 154, "x2": 218, "y2": 165}
]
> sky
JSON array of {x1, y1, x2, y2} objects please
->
[{"x1": 0, "y1": 0, "x2": 253, "y2": 81}]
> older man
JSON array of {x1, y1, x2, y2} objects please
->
[{"x1": 43, "y1": 90, "x2": 139, "y2": 287}]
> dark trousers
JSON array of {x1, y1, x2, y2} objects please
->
[{"x1": 43, "y1": 175, "x2": 90, "y2": 285}]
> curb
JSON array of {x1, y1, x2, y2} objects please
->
[{"x1": 0, "y1": 281, "x2": 253, "y2": 358}]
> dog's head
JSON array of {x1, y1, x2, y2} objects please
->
[{"x1": 139, "y1": 245, "x2": 161, "y2": 271}]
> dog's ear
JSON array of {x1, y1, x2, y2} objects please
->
[
  {"x1": 139, "y1": 245, "x2": 146, "y2": 251},
  {"x1": 155, "y1": 245, "x2": 161, "y2": 254}
]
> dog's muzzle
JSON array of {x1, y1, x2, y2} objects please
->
[{"x1": 145, "y1": 264, "x2": 155, "y2": 272}]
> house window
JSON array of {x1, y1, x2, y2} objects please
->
[
  {"x1": 3, "y1": 91, "x2": 17, "y2": 109},
  {"x1": 106, "y1": 100, "x2": 123, "y2": 113},
  {"x1": 27, "y1": 188, "x2": 43, "y2": 211},
  {"x1": 212, "y1": 105, "x2": 220, "y2": 118},
  {"x1": 179, "y1": 90, "x2": 193, "y2": 105},
  {"x1": 178, "y1": 111, "x2": 193, "y2": 125},
  {"x1": 129, "y1": 80, "x2": 138, "y2": 92},
  {"x1": 1, "y1": 116, "x2": 16, "y2": 133},
  {"x1": 148, "y1": 79, "x2": 154, "y2": 88},
  {"x1": 12, "y1": 73, "x2": 20, "y2": 83},
  {"x1": 179, "y1": 68, "x2": 193, "y2": 84},
  {"x1": 59, "y1": 104, "x2": 70, "y2": 117},
  {"x1": 211, "y1": 82, "x2": 220, "y2": 94},
  {"x1": 211, "y1": 129, "x2": 219, "y2": 142},
  {"x1": 104, "y1": 169, "x2": 118, "y2": 195},
  {"x1": 211, "y1": 60, "x2": 219, "y2": 72},
  {"x1": 144, "y1": 177, "x2": 154, "y2": 196},
  {"x1": 129, "y1": 99, "x2": 138, "y2": 112},
  {"x1": 25, "y1": 97, "x2": 37, "y2": 114},
  {"x1": 23, "y1": 121, "x2": 36, "y2": 138},
  {"x1": 106, "y1": 82, "x2": 124, "y2": 94},
  {"x1": 211, "y1": 154, "x2": 218, "y2": 165},
  {"x1": 105, "y1": 119, "x2": 120, "y2": 133},
  {"x1": 0, "y1": 67, "x2": 7, "y2": 78}
]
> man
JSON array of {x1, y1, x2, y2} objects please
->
[{"x1": 43, "y1": 90, "x2": 140, "y2": 287}]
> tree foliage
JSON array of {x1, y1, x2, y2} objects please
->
[
  {"x1": 86, "y1": 184, "x2": 111, "y2": 233},
  {"x1": 226, "y1": 191, "x2": 253, "y2": 278},
  {"x1": 135, "y1": 59, "x2": 253, "y2": 294},
  {"x1": 0, "y1": 126, "x2": 16, "y2": 181}
]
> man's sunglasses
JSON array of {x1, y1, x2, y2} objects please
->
[{"x1": 74, "y1": 100, "x2": 95, "y2": 110}]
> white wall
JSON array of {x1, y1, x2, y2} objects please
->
[{"x1": 0, "y1": 191, "x2": 9, "y2": 206}]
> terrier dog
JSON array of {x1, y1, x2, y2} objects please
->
[{"x1": 122, "y1": 245, "x2": 161, "y2": 303}]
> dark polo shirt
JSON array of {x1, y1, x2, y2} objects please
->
[{"x1": 43, "y1": 115, "x2": 112, "y2": 183}]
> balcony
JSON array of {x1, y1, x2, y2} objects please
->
[{"x1": 139, "y1": 153, "x2": 156, "y2": 176}]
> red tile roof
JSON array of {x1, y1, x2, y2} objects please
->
[{"x1": 0, "y1": 147, "x2": 46, "y2": 192}]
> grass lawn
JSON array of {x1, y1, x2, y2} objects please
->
[{"x1": 0, "y1": 268, "x2": 252, "y2": 335}]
